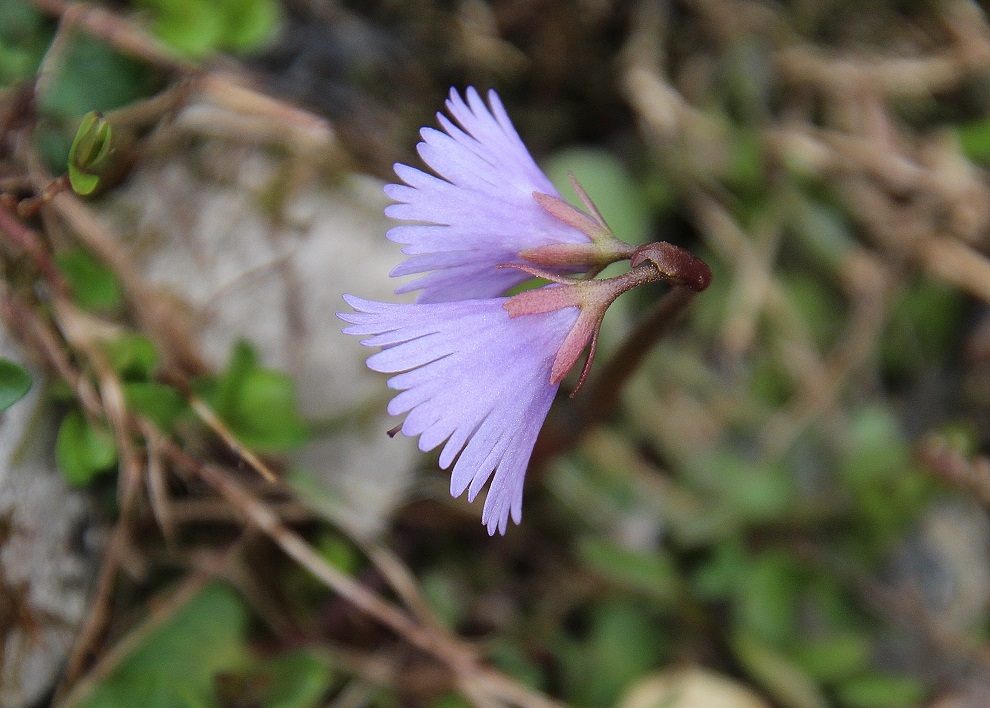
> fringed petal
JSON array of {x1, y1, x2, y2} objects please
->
[{"x1": 338, "y1": 295, "x2": 578, "y2": 534}]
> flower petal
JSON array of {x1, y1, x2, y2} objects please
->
[
  {"x1": 384, "y1": 87, "x2": 591, "y2": 302},
  {"x1": 338, "y1": 295, "x2": 578, "y2": 534}
]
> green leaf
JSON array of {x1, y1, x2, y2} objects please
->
[
  {"x1": 56, "y1": 247, "x2": 123, "y2": 312},
  {"x1": 881, "y1": 277, "x2": 964, "y2": 375},
  {"x1": 956, "y1": 117, "x2": 990, "y2": 163},
  {"x1": 68, "y1": 111, "x2": 113, "y2": 196},
  {"x1": 315, "y1": 532, "x2": 361, "y2": 576},
  {"x1": 47, "y1": 378, "x2": 76, "y2": 402},
  {"x1": 102, "y1": 334, "x2": 158, "y2": 382},
  {"x1": 736, "y1": 551, "x2": 803, "y2": 646},
  {"x1": 838, "y1": 406, "x2": 934, "y2": 550},
  {"x1": 212, "y1": 339, "x2": 258, "y2": 418},
  {"x1": 253, "y1": 649, "x2": 333, "y2": 708},
  {"x1": 123, "y1": 382, "x2": 187, "y2": 430},
  {"x1": 35, "y1": 33, "x2": 157, "y2": 173},
  {"x1": 420, "y1": 569, "x2": 466, "y2": 630},
  {"x1": 136, "y1": 0, "x2": 279, "y2": 58},
  {"x1": 202, "y1": 340, "x2": 307, "y2": 452},
  {"x1": 731, "y1": 632, "x2": 828, "y2": 708},
  {"x1": 794, "y1": 633, "x2": 872, "y2": 685},
  {"x1": 237, "y1": 369, "x2": 296, "y2": 424},
  {"x1": 286, "y1": 466, "x2": 351, "y2": 528},
  {"x1": 218, "y1": 0, "x2": 281, "y2": 52},
  {"x1": 692, "y1": 538, "x2": 748, "y2": 600},
  {"x1": 0, "y1": 0, "x2": 52, "y2": 85},
  {"x1": 727, "y1": 127, "x2": 764, "y2": 195},
  {"x1": 67, "y1": 167, "x2": 99, "y2": 196},
  {"x1": 803, "y1": 576, "x2": 865, "y2": 635},
  {"x1": 39, "y1": 35, "x2": 156, "y2": 120},
  {"x1": 79, "y1": 582, "x2": 249, "y2": 708},
  {"x1": 749, "y1": 354, "x2": 793, "y2": 408},
  {"x1": 56, "y1": 409, "x2": 118, "y2": 486},
  {"x1": 231, "y1": 368, "x2": 308, "y2": 451},
  {"x1": 836, "y1": 673, "x2": 927, "y2": 708},
  {"x1": 488, "y1": 643, "x2": 544, "y2": 692},
  {"x1": 726, "y1": 463, "x2": 794, "y2": 523},
  {"x1": 780, "y1": 273, "x2": 843, "y2": 349},
  {"x1": 140, "y1": 0, "x2": 225, "y2": 59},
  {"x1": 841, "y1": 406, "x2": 908, "y2": 485},
  {"x1": 0, "y1": 358, "x2": 32, "y2": 412},
  {"x1": 785, "y1": 194, "x2": 856, "y2": 272},
  {"x1": 689, "y1": 452, "x2": 794, "y2": 524},
  {"x1": 577, "y1": 537, "x2": 680, "y2": 604},
  {"x1": 431, "y1": 695, "x2": 473, "y2": 708},
  {"x1": 562, "y1": 600, "x2": 666, "y2": 706}
]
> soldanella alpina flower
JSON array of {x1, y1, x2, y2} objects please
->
[{"x1": 341, "y1": 87, "x2": 711, "y2": 534}]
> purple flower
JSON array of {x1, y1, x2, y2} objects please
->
[
  {"x1": 340, "y1": 85, "x2": 712, "y2": 534},
  {"x1": 339, "y1": 294, "x2": 580, "y2": 535},
  {"x1": 384, "y1": 86, "x2": 597, "y2": 303}
]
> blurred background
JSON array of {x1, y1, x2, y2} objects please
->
[{"x1": 3, "y1": 0, "x2": 990, "y2": 706}]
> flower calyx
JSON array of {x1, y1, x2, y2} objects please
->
[
  {"x1": 520, "y1": 173, "x2": 635, "y2": 272},
  {"x1": 630, "y1": 242, "x2": 712, "y2": 292},
  {"x1": 501, "y1": 262, "x2": 661, "y2": 395}
]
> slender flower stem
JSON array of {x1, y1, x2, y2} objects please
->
[{"x1": 530, "y1": 285, "x2": 697, "y2": 469}]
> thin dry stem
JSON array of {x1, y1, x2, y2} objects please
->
[
  {"x1": 142, "y1": 421, "x2": 176, "y2": 548},
  {"x1": 364, "y1": 542, "x2": 445, "y2": 628},
  {"x1": 189, "y1": 396, "x2": 278, "y2": 484},
  {"x1": 688, "y1": 192, "x2": 831, "y2": 390},
  {"x1": 58, "y1": 511, "x2": 133, "y2": 691},
  {"x1": 161, "y1": 445, "x2": 560, "y2": 706},
  {"x1": 0, "y1": 203, "x2": 68, "y2": 295}
]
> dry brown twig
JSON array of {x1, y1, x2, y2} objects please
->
[
  {"x1": 759, "y1": 254, "x2": 894, "y2": 457},
  {"x1": 163, "y1": 446, "x2": 560, "y2": 707},
  {"x1": 618, "y1": 0, "x2": 990, "y2": 480},
  {"x1": 767, "y1": 1, "x2": 990, "y2": 309},
  {"x1": 773, "y1": 0, "x2": 990, "y2": 100}
]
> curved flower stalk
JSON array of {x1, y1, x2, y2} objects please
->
[{"x1": 384, "y1": 86, "x2": 633, "y2": 302}]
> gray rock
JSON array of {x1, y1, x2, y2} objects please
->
[
  {"x1": 109, "y1": 146, "x2": 419, "y2": 539},
  {"x1": 0, "y1": 331, "x2": 94, "y2": 708}
]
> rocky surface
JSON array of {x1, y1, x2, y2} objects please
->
[
  {"x1": 0, "y1": 332, "x2": 94, "y2": 708},
  {"x1": 108, "y1": 137, "x2": 420, "y2": 538}
]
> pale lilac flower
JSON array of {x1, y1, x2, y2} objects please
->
[
  {"x1": 339, "y1": 294, "x2": 580, "y2": 535},
  {"x1": 340, "y1": 86, "x2": 713, "y2": 535},
  {"x1": 384, "y1": 86, "x2": 605, "y2": 303}
]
